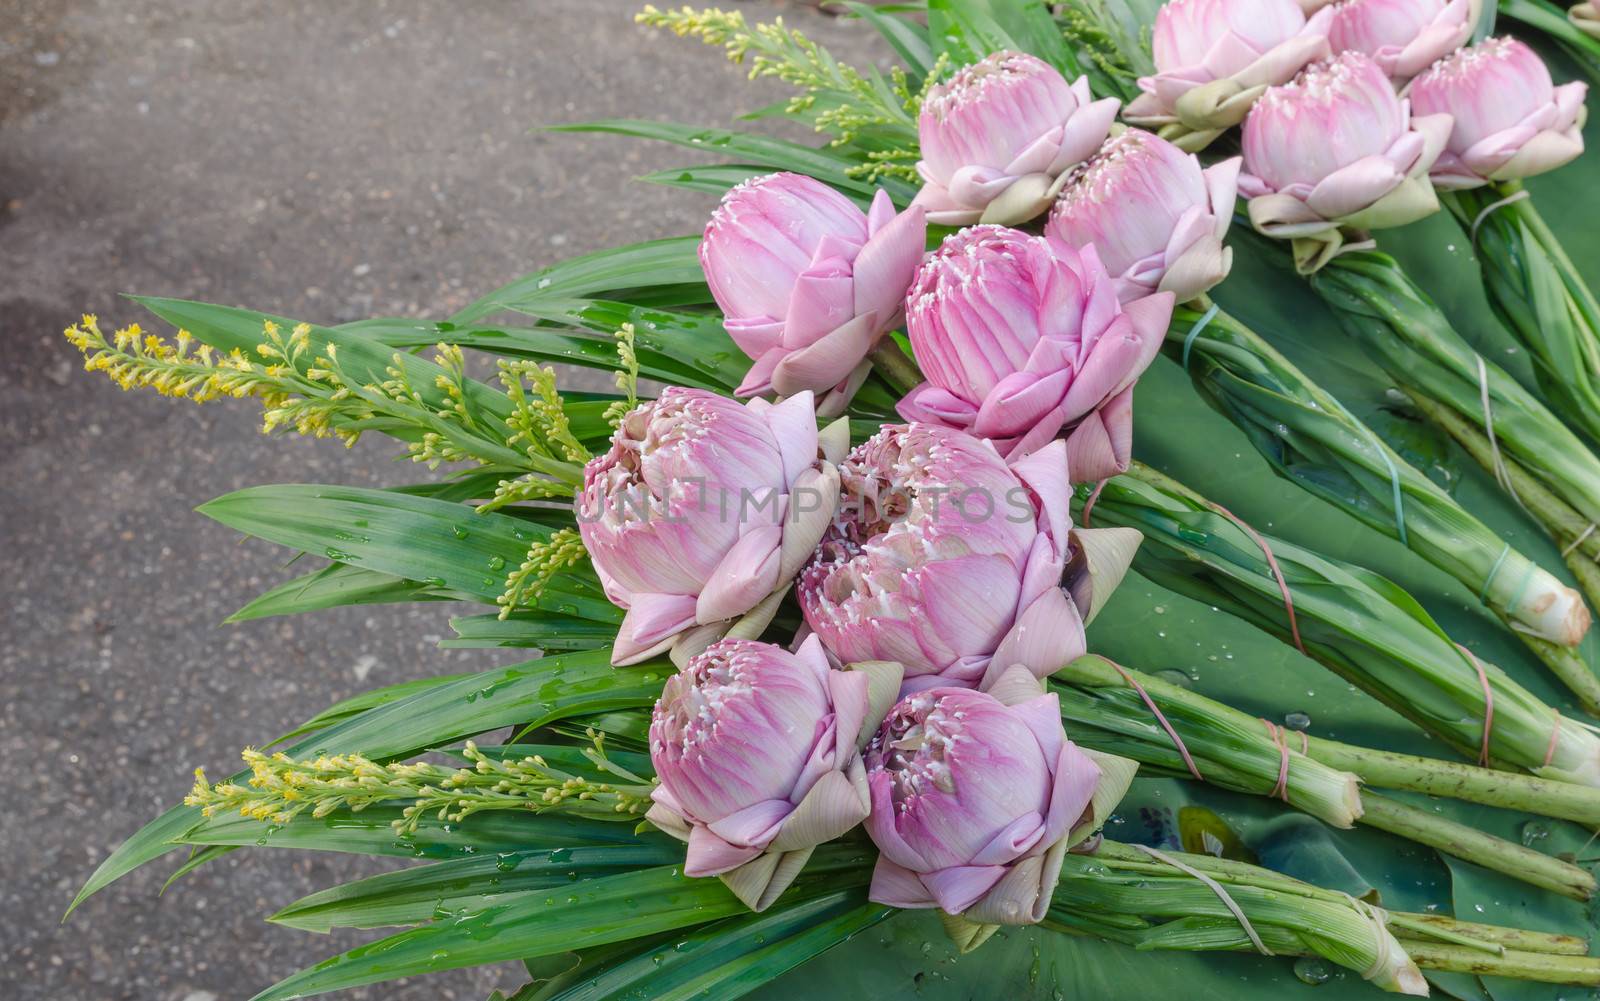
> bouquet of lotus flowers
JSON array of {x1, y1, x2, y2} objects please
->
[{"x1": 57, "y1": 2, "x2": 1600, "y2": 999}]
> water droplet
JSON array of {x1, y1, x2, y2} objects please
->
[
  {"x1": 488, "y1": 555, "x2": 506, "y2": 571},
  {"x1": 1293, "y1": 957, "x2": 1332, "y2": 985},
  {"x1": 453, "y1": 526, "x2": 469, "y2": 540},
  {"x1": 1520, "y1": 820, "x2": 1551, "y2": 847},
  {"x1": 1284, "y1": 711, "x2": 1312, "y2": 731},
  {"x1": 325, "y1": 547, "x2": 352, "y2": 560},
  {"x1": 1152, "y1": 669, "x2": 1194, "y2": 689}
]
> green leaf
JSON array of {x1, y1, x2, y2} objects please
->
[
  {"x1": 248, "y1": 850, "x2": 873, "y2": 1001},
  {"x1": 841, "y1": 2, "x2": 936, "y2": 78},
  {"x1": 226, "y1": 562, "x2": 458, "y2": 623},
  {"x1": 69, "y1": 647, "x2": 659, "y2": 915},
  {"x1": 532, "y1": 890, "x2": 889, "y2": 1001},
  {"x1": 449, "y1": 237, "x2": 708, "y2": 325},
  {"x1": 545, "y1": 120, "x2": 917, "y2": 205},
  {"x1": 269, "y1": 844, "x2": 681, "y2": 933},
  {"x1": 445, "y1": 611, "x2": 619, "y2": 651},
  {"x1": 268, "y1": 673, "x2": 475, "y2": 747},
  {"x1": 197, "y1": 483, "x2": 617, "y2": 619}
]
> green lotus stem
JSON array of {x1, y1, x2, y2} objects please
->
[
  {"x1": 1403, "y1": 386, "x2": 1600, "y2": 614},
  {"x1": 866, "y1": 338, "x2": 922, "y2": 397},
  {"x1": 1395, "y1": 912, "x2": 1589, "y2": 955},
  {"x1": 1304, "y1": 735, "x2": 1600, "y2": 827},
  {"x1": 1167, "y1": 299, "x2": 1597, "y2": 705},
  {"x1": 1309, "y1": 251, "x2": 1600, "y2": 569},
  {"x1": 1358, "y1": 793, "x2": 1594, "y2": 900},
  {"x1": 1087, "y1": 463, "x2": 1600, "y2": 786},
  {"x1": 1402, "y1": 941, "x2": 1600, "y2": 985},
  {"x1": 1053, "y1": 656, "x2": 1596, "y2": 896},
  {"x1": 1059, "y1": 655, "x2": 1600, "y2": 824}
]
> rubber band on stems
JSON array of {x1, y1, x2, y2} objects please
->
[
  {"x1": 1469, "y1": 187, "x2": 1531, "y2": 245},
  {"x1": 1180, "y1": 302, "x2": 1221, "y2": 370},
  {"x1": 1345, "y1": 895, "x2": 1399, "y2": 986},
  {"x1": 1562, "y1": 524, "x2": 1597, "y2": 558},
  {"x1": 1131, "y1": 844, "x2": 1274, "y2": 956},
  {"x1": 1209, "y1": 502, "x2": 1306, "y2": 656},
  {"x1": 1475, "y1": 354, "x2": 1527, "y2": 514},
  {"x1": 1455, "y1": 642, "x2": 1496, "y2": 767},
  {"x1": 1105, "y1": 659, "x2": 1205, "y2": 781},
  {"x1": 1080, "y1": 479, "x2": 1107, "y2": 528},
  {"x1": 1367, "y1": 428, "x2": 1409, "y2": 546},
  {"x1": 1259, "y1": 719, "x2": 1292, "y2": 802}
]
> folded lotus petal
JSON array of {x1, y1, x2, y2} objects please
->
[
  {"x1": 722, "y1": 315, "x2": 785, "y2": 359},
  {"x1": 755, "y1": 390, "x2": 821, "y2": 486},
  {"x1": 735, "y1": 346, "x2": 785, "y2": 398},
  {"x1": 1014, "y1": 531, "x2": 1070, "y2": 617},
  {"x1": 853, "y1": 203, "x2": 928, "y2": 321},
  {"x1": 1004, "y1": 125, "x2": 1069, "y2": 177},
  {"x1": 1406, "y1": 112, "x2": 1453, "y2": 177},
  {"x1": 1014, "y1": 691, "x2": 1070, "y2": 766},
  {"x1": 1304, "y1": 153, "x2": 1407, "y2": 219},
  {"x1": 1051, "y1": 97, "x2": 1123, "y2": 171},
  {"x1": 1248, "y1": 191, "x2": 1336, "y2": 235},
  {"x1": 1389, "y1": 17, "x2": 1472, "y2": 80},
  {"x1": 972, "y1": 369, "x2": 1072, "y2": 440},
  {"x1": 1123, "y1": 89, "x2": 1176, "y2": 125},
  {"x1": 696, "y1": 525, "x2": 783, "y2": 625},
  {"x1": 1162, "y1": 240, "x2": 1233, "y2": 303},
  {"x1": 1058, "y1": 320, "x2": 1146, "y2": 422},
  {"x1": 825, "y1": 669, "x2": 871, "y2": 763},
  {"x1": 613, "y1": 592, "x2": 699, "y2": 665},
  {"x1": 719, "y1": 845, "x2": 813, "y2": 913},
  {"x1": 1043, "y1": 740, "x2": 1105, "y2": 841},
  {"x1": 914, "y1": 555, "x2": 1022, "y2": 660},
  {"x1": 645, "y1": 798, "x2": 692, "y2": 842},
  {"x1": 707, "y1": 797, "x2": 794, "y2": 849},
  {"x1": 984, "y1": 586, "x2": 1087, "y2": 689},
  {"x1": 969, "y1": 812, "x2": 1049, "y2": 866},
  {"x1": 985, "y1": 664, "x2": 1049, "y2": 708},
  {"x1": 768, "y1": 765, "x2": 871, "y2": 853},
  {"x1": 977, "y1": 172, "x2": 1061, "y2": 227},
  {"x1": 685, "y1": 823, "x2": 765, "y2": 877},
  {"x1": 963, "y1": 848, "x2": 1059, "y2": 925},
  {"x1": 1065, "y1": 526, "x2": 1144, "y2": 624},
  {"x1": 1339, "y1": 174, "x2": 1439, "y2": 230},
  {"x1": 777, "y1": 464, "x2": 840, "y2": 584},
  {"x1": 1008, "y1": 439, "x2": 1073, "y2": 547},
  {"x1": 923, "y1": 865, "x2": 1011, "y2": 915},
  {"x1": 897, "y1": 383, "x2": 980, "y2": 428},
  {"x1": 770, "y1": 311, "x2": 883, "y2": 398},
  {"x1": 782, "y1": 266, "x2": 855, "y2": 348},
  {"x1": 948, "y1": 164, "x2": 1018, "y2": 209},
  {"x1": 868, "y1": 856, "x2": 939, "y2": 908},
  {"x1": 1063, "y1": 388, "x2": 1134, "y2": 483},
  {"x1": 1492, "y1": 128, "x2": 1586, "y2": 180}
]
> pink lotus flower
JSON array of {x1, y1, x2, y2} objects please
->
[
  {"x1": 897, "y1": 225, "x2": 1174, "y2": 476},
  {"x1": 1327, "y1": 0, "x2": 1476, "y2": 83},
  {"x1": 911, "y1": 51, "x2": 1119, "y2": 226},
  {"x1": 1125, "y1": 0, "x2": 1334, "y2": 148},
  {"x1": 863, "y1": 668, "x2": 1119, "y2": 929},
  {"x1": 647, "y1": 636, "x2": 898, "y2": 911},
  {"x1": 1409, "y1": 37, "x2": 1588, "y2": 188},
  {"x1": 1240, "y1": 52, "x2": 1452, "y2": 269},
  {"x1": 700, "y1": 172, "x2": 927, "y2": 414},
  {"x1": 578, "y1": 387, "x2": 843, "y2": 666},
  {"x1": 798, "y1": 424, "x2": 1141, "y2": 693},
  {"x1": 1047, "y1": 129, "x2": 1242, "y2": 305}
]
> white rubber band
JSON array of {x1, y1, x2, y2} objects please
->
[{"x1": 1131, "y1": 844, "x2": 1273, "y2": 956}]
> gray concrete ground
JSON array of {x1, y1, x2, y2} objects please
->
[{"x1": 0, "y1": 2, "x2": 883, "y2": 997}]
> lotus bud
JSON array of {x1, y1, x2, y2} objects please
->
[
  {"x1": 1125, "y1": 0, "x2": 1334, "y2": 149},
  {"x1": 1240, "y1": 52, "x2": 1452, "y2": 271},
  {"x1": 578, "y1": 387, "x2": 846, "y2": 666},
  {"x1": 911, "y1": 51, "x2": 1120, "y2": 226},
  {"x1": 646, "y1": 636, "x2": 899, "y2": 911},
  {"x1": 1409, "y1": 37, "x2": 1588, "y2": 188},
  {"x1": 798, "y1": 424, "x2": 1142, "y2": 693},
  {"x1": 863, "y1": 667, "x2": 1137, "y2": 943},
  {"x1": 700, "y1": 172, "x2": 927, "y2": 414},
  {"x1": 1327, "y1": 0, "x2": 1476, "y2": 83},
  {"x1": 1048, "y1": 129, "x2": 1242, "y2": 305},
  {"x1": 898, "y1": 225, "x2": 1173, "y2": 476}
]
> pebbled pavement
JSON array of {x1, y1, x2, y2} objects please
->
[{"x1": 0, "y1": 2, "x2": 883, "y2": 997}]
